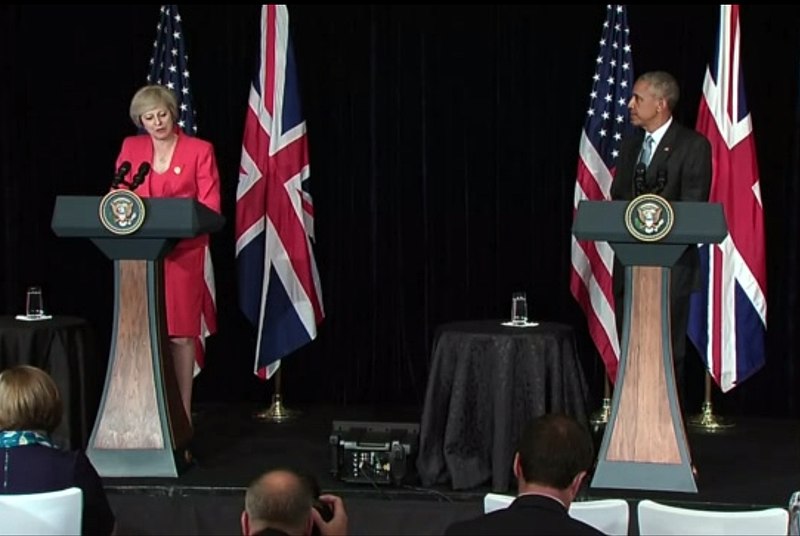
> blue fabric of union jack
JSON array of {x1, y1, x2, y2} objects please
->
[{"x1": 235, "y1": 5, "x2": 324, "y2": 380}]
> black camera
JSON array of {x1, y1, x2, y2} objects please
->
[
  {"x1": 302, "y1": 472, "x2": 333, "y2": 536},
  {"x1": 313, "y1": 497, "x2": 333, "y2": 523}
]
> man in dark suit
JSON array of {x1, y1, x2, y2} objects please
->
[
  {"x1": 443, "y1": 414, "x2": 602, "y2": 535},
  {"x1": 611, "y1": 70, "x2": 712, "y2": 405}
]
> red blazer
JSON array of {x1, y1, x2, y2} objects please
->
[
  {"x1": 114, "y1": 132, "x2": 221, "y2": 337},
  {"x1": 115, "y1": 132, "x2": 221, "y2": 215}
]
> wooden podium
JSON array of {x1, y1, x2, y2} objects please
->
[
  {"x1": 52, "y1": 195, "x2": 224, "y2": 477},
  {"x1": 573, "y1": 199, "x2": 726, "y2": 493}
]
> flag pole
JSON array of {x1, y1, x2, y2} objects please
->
[
  {"x1": 253, "y1": 368, "x2": 300, "y2": 423},
  {"x1": 688, "y1": 371, "x2": 734, "y2": 431},
  {"x1": 590, "y1": 376, "x2": 612, "y2": 427}
]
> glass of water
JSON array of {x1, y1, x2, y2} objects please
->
[
  {"x1": 26, "y1": 286, "x2": 44, "y2": 319},
  {"x1": 511, "y1": 291, "x2": 528, "y2": 325}
]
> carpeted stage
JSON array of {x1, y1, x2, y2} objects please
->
[{"x1": 105, "y1": 403, "x2": 800, "y2": 535}]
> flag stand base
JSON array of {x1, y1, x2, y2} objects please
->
[
  {"x1": 252, "y1": 370, "x2": 299, "y2": 423},
  {"x1": 590, "y1": 378, "x2": 612, "y2": 429},
  {"x1": 590, "y1": 397, "x2": 612, "y2": 427},
  {"x1": 253, "y1": 393, "x2": 300, "y2": 423},
  {"x1": 687, "y1": 375, "x2": 734, "y2": 431},
  {"x1": 688, "y1": 401, "x2": 734, "y2": 431}
]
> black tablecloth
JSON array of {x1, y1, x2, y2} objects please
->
[
  {"x1": 0, "y1": 316, "x2": 100, "y2": 450},
  {"x1": 416, "y1": 320, "x2": 590, "y2": 492}
]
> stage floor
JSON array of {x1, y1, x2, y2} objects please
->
[{"x1": 104, "y1": 403, "x2": 800, "y2": 535}]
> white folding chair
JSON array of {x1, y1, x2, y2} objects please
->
[
  {"x1": 0, "y1": 487, "x2": 83, "y2": 536},
  {"x1": 569, "y1": 498, "x2": 630, "y2": 536},
  {"x1": 637, "y1": 498, "x2": 789, "y2": 536},
  {"x1": 484, "y1": 493, "x2": 630, "y2": 535},
  {"x1": 483, "y1": 492, "x2": 515, "y2": 513}
]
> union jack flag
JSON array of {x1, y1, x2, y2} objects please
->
[
  {"x1": 147, "y1": 4, "x2": 215, "y2": 371},
  {"x1": 688, "y1": 4, "x2": 766, "y2": 392},
  {"x1": 235, "y1": 5, "x2": 324, "y2": 380},
  {"x1": 570, "y1": 5, "x2": 634, "y2": 381}
]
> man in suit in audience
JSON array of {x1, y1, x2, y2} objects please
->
[
  {"x1": 241, "y1": 467, "x2": 348, "y2": 536},
  {"x1": 443, "y1": 414, "x2": 603, "y2": 535}
]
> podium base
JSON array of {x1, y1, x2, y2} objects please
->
[
  {"x1": 592, "y1": 459, "x2": 697, "y2": 493},
  {"x1": 87, "y1": 446, "x2": 189, "y2": 478}
]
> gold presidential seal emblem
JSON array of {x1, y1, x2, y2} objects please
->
[
  {"x1": 99, "y1": 189, "x2": 146, "y2": 235},
  {"x1": 624, "y1": 193, "x2": 674, "y2": 242}
]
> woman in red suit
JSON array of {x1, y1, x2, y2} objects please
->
[{"x1": 115, "y1": 85, "x2": 221, "y2": 422}]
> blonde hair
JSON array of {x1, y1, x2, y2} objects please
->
[
  {"x1": 129, "y1": 84, "x2": 179, "y2": 128},
  {"x1": 0, "y1": 365, "x2": 62, "y2": 432}
]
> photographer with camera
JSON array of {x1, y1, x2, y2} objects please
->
[{"x1": 241, "y1": 468, "x2": 348, "y2": 536}]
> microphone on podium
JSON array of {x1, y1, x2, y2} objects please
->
[
  {"x1": 130, "y1": 162, "x2": 151, "y2": 191},
  {"x1": 633, "y1": 162, "x2": 647, "y2": 197},
  {"x1": 655, "y1": 165, "x2": 667, "y2": 194},
  {"x1": 112, "y1": 161, "x2": 132, "y2": 189}
]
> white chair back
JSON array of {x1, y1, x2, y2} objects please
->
[
  {"x1": 570, "y1": 498, "x2": 630, "y2": 536},
  {"x1": 483, "y1": 493, "x2": 630, "y2": 535},
  {"x1": 637, "y1": 499, "x2": 789, "y2": 536},
  {"x1": 483, "y1": 492, "x2": 514, "y2": 513},
  {"x1": 0, "y1": 487, "x2": 83, "y2": 536}
]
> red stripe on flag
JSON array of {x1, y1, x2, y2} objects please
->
[{"x1": 264, "y1": 5, "x2": 277, "y2": 118}]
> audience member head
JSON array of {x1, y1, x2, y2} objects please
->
[
  {"x1": 0, "y1": 365, "x2": 62, "y2": 433},
  {"x1": 242, "y1": 467, "x2": 315, "y2": 536},
  {"x1": 513, "y1": 413, "x2": 594, "y2": 506}
]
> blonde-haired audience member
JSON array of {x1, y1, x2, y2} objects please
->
[{"x1": 0, "y1": 365, "x2": 115, "y2": 535}]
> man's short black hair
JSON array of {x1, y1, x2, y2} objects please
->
[{"x1": 516, "y1": 413, "x2": 594, "y2": 489}]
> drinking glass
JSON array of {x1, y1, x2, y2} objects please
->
[
  {"x1": 511, "y1": 291, "x2": 528, "y2": 325},
  {"x1": 26, "y1": 286, "x2": 44, "y2": 319}
]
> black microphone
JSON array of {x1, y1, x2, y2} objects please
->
[
  {"x1": 130, "y1": 162, "x2": 151, "y2": 191},
  {"x1": 655, "y1": 165, "x2": 667, "y2": 194},
  {"x1": 633, "y1": 162, "x2": 646, "y2": 197},
  {"x1": 112, "y1": 161, "x2": 132, "y2": 188}
]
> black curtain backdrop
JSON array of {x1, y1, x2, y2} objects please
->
[{"x1": 2, "y1": 5, "x2": 799, "y2": 416}]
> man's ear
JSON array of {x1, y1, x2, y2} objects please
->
[
  {"x1": 512, "y1": 452, "x2": 522, "y2": 479},
  {"x1": 569, "y1": 470, "x2": 587, "y2": 500},
  {"x1": 241, "y1": 511, "x2": 250, "y2": 536},
  {"x1": 305, "y1": 509, "x2": 316, "y2": 536}
]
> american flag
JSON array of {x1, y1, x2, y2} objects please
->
[
  {"x1": 570, "y1": 5, "x2": 634, "y2": 381},
  {"x1": 147, "y1": 5, "x2": 197, "y2": 135},
  {"x1": 688, "y1": 4, "x2": 766, "y2": 392},
  {"x1": 147, "y1": 4, "x2": 216, "y2": 371},
  {"x1": 235, "y1": 5, "x2": 324, "y2": 380}
]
